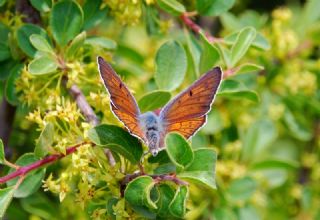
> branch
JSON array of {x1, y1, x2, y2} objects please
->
[{"x1": 0, "y1": 142, "x2": 87, "y2": 184}]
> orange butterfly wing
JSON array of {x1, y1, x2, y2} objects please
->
[
  {"x1": 160, "y1": 67, "x2": 222, "y2": 139},
  {"x1": 97, "y1": 57, "x2": 145, "y2": 141}
]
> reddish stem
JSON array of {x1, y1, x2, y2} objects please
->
[
  {"x1": 180, "y1": 13, "x2": 217, "y2": 43},
  {"x1": 0, "y1": 143, "x2": 85, "y2": 184}
]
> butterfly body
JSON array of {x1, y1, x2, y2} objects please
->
[
  {"x1": 139, "y1": 112, "x2": 164, "y2": 156},
  {"x1": 97, "y1": 56, "x2": 222, "y2": 156}
]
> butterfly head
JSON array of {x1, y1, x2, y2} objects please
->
[{"x1": 150, "y1": 148, "x2": 159, "y2": 157}]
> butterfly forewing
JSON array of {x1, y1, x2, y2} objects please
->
[
  {"x1": 160, "y1": 67, "x2": 222, "y2": 139},
  {"x1": 97, "y1": 57, "x2": 145, "y2": 141}
]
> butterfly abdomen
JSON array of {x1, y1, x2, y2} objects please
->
[{"x1": 140, "y1": 112, "x2": 163, "y2": 156}]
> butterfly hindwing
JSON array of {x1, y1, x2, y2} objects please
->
[
  {"x1": 97, "y1": 57, "x2": 145, "y2": 141},
  {"x1": 160, "y1": 67, "x2": 222, "y2": 139}
]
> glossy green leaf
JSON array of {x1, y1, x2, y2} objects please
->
[
  {"x1": 50, "y1": 0, "x2": 83, "y2": 46},
  {"x1": 7, "y1": 153, "x2": 46, "y2": 198},
  {"x1": 28, "y1": 55, "x2": 58, "y2": 75},
  {"x1": 197, "y1": 0, "x2": 235, "y2": 16},
  {"x1": 29, "y1": 34, "x2": 53, "y2": 54},
  {"x1": 166, "y1": 133, "x2": 194, "y2": 169},
  {"x1": 178, "y1": 148, "x2": 217, "y2": 189},
  {"x1": 0, "y1": 42, "x2": 10, "y2": 61},
  {"x1": 230, "y1": 27, "x2": 256, "y2": 66},
  {"x1": 236, "y1": 63, "x2": 264, "y2": 74},
  {"x1": 155, "y1": 40, "x2": 187, "y2": 91},
  {"x1": 35, "y1": 123, "x2": 54, "y2": 158},
  {"x1": 124, "y1": 176, "x2": 157, "y2": 209},
  {"x1": 66, "y1": 31, "x2": 86, "y2": 59},
  {"x1": 0, "y1": 59, "x2": 17, "y2": 80},
  {"x1": 16, "y1": 24, "x2": 49, "y2": 58},
  {"x1": 157, "y1": 0, "x2": 185, "y2": 16},
  {"x1": 5, "y1": 63, "x2": 23, "y2": 105},
  {"x1": 0, "y1": 22, "x2": 10, "y2": 43},
  {"x1": 83, "y1": 0, "x2": 107, "y2": 30},
  {"x1": 218, "y1": 79, "x2": 259, "y2": 103},
  {"x1": 155, "y1": 184, "x2": 175, "y2": 217},
  {"x1": 226, "y1": 176, "x2": 257, "y2": 202},
  {"x1": 199, "y1": 32, "x2": 220, "y2": 73},
  {"x1": 138, "y1": 90, "x2": 171, "y2": 113},
  {"x1": 169, "y1": 185, "x2": 188, "y2": 218},
  {"x1": 0, "y1": 139, "x2": 4, "y2": 164},
  {"x1": 30, "y1": 0, "x2": 51, "y2": 12},
  {"x1": 224, "y1": 31, "x2": 270, "y2": 51},
  {"x1": 298, "y1": 0, "x2": 320, "y2": 33},
  {"x1": 242, "y1": 119, "x2": 277, "y2": 161},
  {"x1": 85, "y1": 37, "x2": 117, "y2": 50},
  {"x1": 0, "y1": 186, "x2": 15, "y2": 219},
  {"x1": 88, "y1": 124, "x2": 143, "y2": 164},
  {"x1": 284, "y1": 109, "x2": 312, "y2": 141}
]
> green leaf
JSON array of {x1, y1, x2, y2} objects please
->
[
  {"x1": 213, "y1": 207, "x2": 237, "y2": 220},
  {"x1": 239, "y1": 205, "x2": 260, "y2": 220},
  {"x1": 178, "y1": 148, "x2": 217, "y2": 189},
  {"x1": 145, "y1": 5, "x2": 160, "y2": 35},
  {"x1": 7, "y1": 153, "x2": 46, "y2": 198},
  {"x1": 169, "y1": 185, "x2": 188, "y2": 218},
  {"x1": 85, "y1": 37, "x2": 117, "y2": 50},
  {"x1": 5, "y1": 63, "x2": 23, "y2": 105},
  {"x1": 156, "y1": 184, "x2": 175, "y2": 217},
  {"x1": 224, "y1": 31, "x2": 270, "y2": 51},
  {"x1": 242, "y1": 119, "x2": 277, "y2": 162},
  {"x1": 199, "y1": 32, "x2": 220, "y2": 73},
  {"x1": 0, "y1": 59, "x2": 17, "y2": 80},
  {"x1": 236, "y1": 63, "x2": 264, "y2": 74},
  {"x1": 88, "y1": 124, "x2": 143, "y2": 164},
  {"x1": 230, "y1": 27, "x2": 256, "y2": 67},
  {"x1": 298, "y1": 0, "x2": 320, "y2": 33},
  {"x1": 218, "y1": 79, "x2": 259, "y2": 103},
  {"x1": 124, "y1": 176, "x2": 157, "y2": 209},
  {"x1": 0, "y1": 0, "x2": 7, "y2": 7},
  {"x1": 21, "y1": 193, "x2": 60, "y2": 219},
  {"x1": 0, "y1": 22, "x2": 10, "y2": 43},
  {"x1": 66, "y1": 31, "x2": 86, "y2": 59},
  {"x1": 0, "y1": 42, "x2": 10, "y2": 61},
  {"x1": 0, "y1": 139, "x2": 4, "y2": 164},
  {"x1": 251, "y1": 159, "x2": 299, "y2": 170},
  {"x1": 283, "y1": 109, "x2": 312, "y2": 141},
  {"x1": 216, "y1": 44, "x2": 231, "y2": 68},
  {"x1": 156, "y1": 0, "x2": 186, "y2": 16},
  {"x1": 138, "y1": 90, "x2": 171, "y2": 113},
  {"x1": 148, "y1": 150, "x2": 171, "y2": 164},
  {"x1": 16, "y1": 24, "x2": 49, "y2": 58},
  {"x1": 153, "y1": 163, "x2": 176, "y2": 175},
  {"x1": 0, "y1": 186, "x2": 15, "y2": 219},
  {"x1": 29, "y1": 34, "x2": 53, "y2": 54},
  {"x1": 197, "y1": 0, "x2": 235, "y2": 16},
  {"x1": 166, "y1": 133, "x2": 194, "y2": 170},
  {"x1": 226, "y1": 176, "x2": 257, "y2": 203},
  {"x1": 35, "y1": 123, "x2": 54, "y2": 158},
  {"x1": 184, "y1": 28, "x2": 201, "y2": 79},
  {"x1": 83, "y1": 0, "x2": 107, "y2": 30},
  {"x1": 155, "y1": 40, "x2": 187, "y2": 91},
  {"x1": 30, "y1": 0, "x2": 52, "y2": 12},
  {"x1": 50, "y1": 0, "x2": 83, "y2": 47},
  {"x1": 28, "y1": 55, "x2": 58, "y2": 75}
]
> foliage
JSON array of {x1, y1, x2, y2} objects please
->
[{"x1": 0, "y1": 0, "x2": 319, "y2": 219}]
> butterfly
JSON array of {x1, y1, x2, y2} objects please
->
[{"x1": 97, "y1": 56, "x2": 222, "y2": 156}]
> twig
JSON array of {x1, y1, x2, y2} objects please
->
[
  {"x1": 68, "y1": 83, "x2": 100, "y2": 126},
  {"x1": 0, "y1": 142, "x2": 86, "y2": 184},
  {"x1": 180, "y1": 12, "x2": 223, "y2": 43}
]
